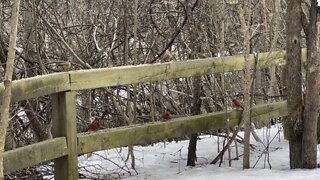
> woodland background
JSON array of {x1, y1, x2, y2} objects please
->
[{"x1": 0, "y1": 0, "x2": 317, "y2": 179}]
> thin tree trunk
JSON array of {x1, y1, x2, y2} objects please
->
[
  {"x1": 132, "y1": 0, "x2": 139, "y2": 124},
  {"x1": 237, "y1": 1, "x2": 252, "y2": 169},
  {"x1": 301, "y1": 0, "x2": 320, "y2": 169},
  {"x1": 187, "y1": 76, "x2": 202, "y2": 166},
  {"x1": 268, "y1": 0, "x2": 281, "y2": 103},
  {"x1": 0, "y1": 0, "x2": 21, "y2": 177},
  {"x1": 219, "y1": 0, "x2": 232, "y2": 166},
  {"x1": 123, "y1": 0, "x2": 136, "y2": 170}
]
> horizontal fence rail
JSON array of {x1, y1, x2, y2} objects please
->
[
  {"x1": 0, "y1": 49, "x2": 306, "y2": 101},
  {"x1": 4, "y1": 137, "x2": 67, "y2": 174},
  {"x1": 78, "y1": 101, "x2": 287, "y2": 154},
  {"x1": 1, "y1": 73, "x2": 70, "y2": 102},
  {"x1": 4, "y1": 101, "x2": 287, "y2": 173}
]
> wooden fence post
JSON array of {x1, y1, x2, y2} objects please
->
[{"x1": 51, "y1": 91, "x2": 78, "y2": 180}]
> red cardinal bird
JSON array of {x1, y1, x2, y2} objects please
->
[
  {"x1": 232, "y1": 97, "x2": 243, "y2": 110},
  {"x1": 160, "y1": 112, "x2": 171, "y2": 121},
  {"x1": 87, "y1": 119, "x2": 100, "y2": 131}
]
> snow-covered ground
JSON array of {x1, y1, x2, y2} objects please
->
[{"x1": 78, "y1": 124, "x2": 320, "y2": 180}]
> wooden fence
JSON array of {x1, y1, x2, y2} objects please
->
[{"x1": 1, "y1": 49, "x2": 301, "y2": 179}]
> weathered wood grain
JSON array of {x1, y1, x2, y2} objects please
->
[
  {"x1": 0, "y1": 49, "x2": 307, "y2": 97},
  {"x1": 51, "y1": 91, "x2": 78, "y2": 180},
  {"x1": 3, "y1": 137, "x2": 67, "y2": 174},
  {"x1": 69, "y1": 50, "x2": 306, "y2": 91},
  {"x1": 3, "y1": 100, "x2": 288, "y2": 174},
  {"x1": 77, "y1": 101, "x2": 287, "y2": 154},
  {"x1": 0, "y1": 72, "x2": 70, "y2": 102}
]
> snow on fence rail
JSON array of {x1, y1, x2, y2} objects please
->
[{"x1": 1, "y1": 49, "x2": 299, "y2": 179}]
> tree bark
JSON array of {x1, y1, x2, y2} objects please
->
[
  {"x1": 0, "y1": 0, "x2": 21, "y2": 177},
  {"x1": 237, "y1": 1, "x2": 251, "y2": 169},
  {"x1": 285, "y1": 0, "x2": 304, "y2": 169},
  {"x1": 301, "y1": 0, "x2": 320, "y2": 169},
  {"x1": 187, "y1": 76, "x2": 202, "y2": 166}
]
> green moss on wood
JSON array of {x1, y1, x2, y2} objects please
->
[
  {"x1": 69, "y1": 50, "x2": 306, "y2": 91},
  {"x1": 0, "y1": 49, "x2": 307, "y2": 98},
  {"x1": 51, "y1": 91, "x2": 78, "y2": 180},
  {"x1": 77, "y1": 101, "x2": 287, "y2": 154},
  {"x1": 3, "y1": 137, "x2": 67, "y2": 174},
  {"x1": 0, "y1": 72, "x2": 70, "y2": 102}
]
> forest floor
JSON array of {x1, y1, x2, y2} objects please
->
[{"x1": 74, "y1": 124, "x2": 320, "y2": 179}]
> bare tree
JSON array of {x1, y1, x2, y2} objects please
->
[
  {"x1": 285, "y1": 0, "x2": 304, "y2": 169},
  {"x1": 301, "y1": 0, "x2": 320, "y2": 169},
  {"x1": 237, "y1": 1, "x2": 252, "y2": 169},
  {"x1": 0, "y1": 0, "x2": 21, "y2": 177}
]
